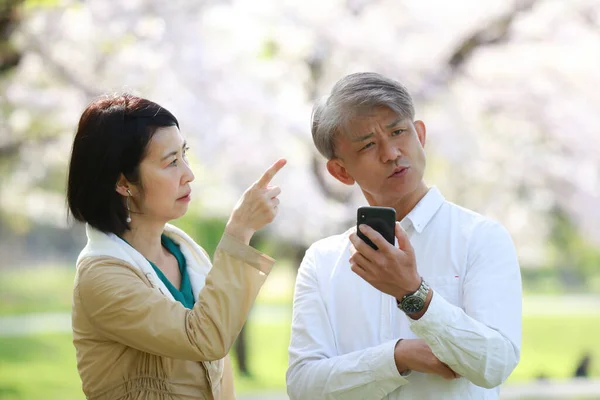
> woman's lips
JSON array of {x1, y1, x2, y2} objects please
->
[{"x1": 177, "y1": 193, "x2": 191, "y2": 202}]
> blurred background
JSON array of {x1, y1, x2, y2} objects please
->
[{"x1": 0, "y1": 0, "x2": 599, "y2": 399}]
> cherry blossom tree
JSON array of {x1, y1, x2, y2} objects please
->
[{"x1": 2, "y1": 0, "x2": 599, "y2": 271}]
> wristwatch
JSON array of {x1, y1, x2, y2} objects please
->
[{"x1": 397, "y1": 278, "x2": 430, "y2": 315}]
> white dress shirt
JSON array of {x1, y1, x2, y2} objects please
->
[{"x1": 287, "y1": 187, "x2": 522, "y2": 400}]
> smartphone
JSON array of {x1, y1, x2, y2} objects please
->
[{"x1": 356, "y1": 206, "x2": 396, "y2": 250}]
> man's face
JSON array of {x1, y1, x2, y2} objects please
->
[{"x1": 327, "y1": 106, "x2": 427, "y2": 207}]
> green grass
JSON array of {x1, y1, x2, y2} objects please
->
[
  {"x1": 231, "y1": 320, "x2": 291, "y2": 393},
  {"x1": 1, "y1": 314, "x2": 599, "y2": 399},
  {"x1": 0, "y1": 265, "x2": 294, "y2": 399},
  {"x1": 0, "y1": 334, "x2": 82, "y2": 400},
  {"x1": 1, "y1": 266, "x2": 600, "y2": 399},
  {"x1": 510, "y1": 315, "x2": 600, "y2": 382},
  {"x1": 0, "y1": 320, "x2": 292, "y2": 399},
  {"x1": 0, "y1": 323, "x2": 291, "y2": 399},
  {"x1": 0, "y1": 266, "x2": 74, "y2": 315}
]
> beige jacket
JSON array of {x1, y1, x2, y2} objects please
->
[{"x1": 72, "y1": 224, "x2": 274, "y2": 400}]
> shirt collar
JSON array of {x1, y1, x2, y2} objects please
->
[{"x1": 400, "y1": 187, "x2": 445, "y2": 234}]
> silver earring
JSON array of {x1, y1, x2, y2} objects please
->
[{"x1": 126, "y1": 189, "x2": 132, "y2": 223}]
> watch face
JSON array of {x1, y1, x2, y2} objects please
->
[{"x1": 402, "y1": 296, "x2": 425, "y2": 314}]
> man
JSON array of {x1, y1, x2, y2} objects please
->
[{"x1": 287, "y1": 72, "x2": 522, "y2": 399}]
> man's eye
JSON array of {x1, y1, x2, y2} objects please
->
[
  {"x1": 170, "y1": 159, "x2": 178, "y2": 166},
  {"x1": 361, "y1": 142, "x2": 375, "y2": 151},
  {"x1": 392, "y1": 129, "x2": 405, "y2": 136}
]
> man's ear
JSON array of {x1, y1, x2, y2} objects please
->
[
  {"x1": 414, "y1": 120, "x2": 427, "y2": 148},
  {"x1": 115, "y1": 174, "x2": 131, "y2": 197},
  {"x1": 326, "y1": 159, "x2": 355, "y2": 186}
]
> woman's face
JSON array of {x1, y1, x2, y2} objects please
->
[{"x1": 130, "y1": 125, "x2": 195, "y2": 223}]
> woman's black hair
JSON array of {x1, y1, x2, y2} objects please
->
[{"x1": 67, "y1": 93, "x2": 179, "y2": 235}]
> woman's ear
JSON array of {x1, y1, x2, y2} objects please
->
[
  {"x1": 326, "y1": 159, "x2": 355, "y2": 186},
  {"x1": 115, "y1": 174, "x2": 130, "y2": 197}
]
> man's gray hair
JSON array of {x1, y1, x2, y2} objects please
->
[{"x1": 311, "y1": 72, "x2": 415, "y2": 160}]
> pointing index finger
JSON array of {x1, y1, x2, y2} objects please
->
[{"x1": 256, "y1": 158, "x2": 287, "y2": 188}]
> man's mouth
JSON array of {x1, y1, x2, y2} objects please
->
[{"x1": 389, "y1": 166, "x2": 410, "y2": 178}]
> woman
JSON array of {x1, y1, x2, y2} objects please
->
[{"x1": 67, "y1": 93, "x2": 286, "y2": 400}]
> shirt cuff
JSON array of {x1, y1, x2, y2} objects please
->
[
  {"x1": 217, "y1": 232, "x2": 275, "y2": 274},
  {"x1": 368, "y1": 339, "x2": 411, "y2": 385},
  {"x1": 408, "y1": 290, "x2": 460, "y2": 337}
]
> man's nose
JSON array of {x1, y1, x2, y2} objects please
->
[{"x1": 380, "y1": 140, "x2": 401, "y2": 163}]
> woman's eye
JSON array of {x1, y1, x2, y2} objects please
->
[{"x1": 170, "y1": 159, "x2": 178, "y2": 166}]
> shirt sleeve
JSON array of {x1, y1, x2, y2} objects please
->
[
  {"x1": 286, "y1": 246, "x2": 409, "y2": 400},
  {"x1": 74, "y1": 233, "x2": 274, "y2": 361},
  {"x1": 409, "y1": 220, "x2": 522, "y2": 389}
]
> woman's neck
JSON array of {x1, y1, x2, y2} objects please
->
[{"x1": 121, "y1": 220, "x2": 167, "y2": 263}]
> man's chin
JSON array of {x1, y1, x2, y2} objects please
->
[{"x1": 383, "y1": 183, "x2": 422, "y2": 203}]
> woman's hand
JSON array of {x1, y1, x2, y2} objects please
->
[{"x1": 225, "y1": 159, "x2": 287, "y2": 244}]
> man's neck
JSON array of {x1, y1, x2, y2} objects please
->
[
  {"x1": 394, "y1": 182, "x2": 429, "y2": 221},
  {"x1": 121, "y1": 219, "x2": 167, "y2": 263},
  {"x1": 364, "y1": 181, "x2": 429, "y2": 221}
]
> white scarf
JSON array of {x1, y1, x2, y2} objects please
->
[{"x1": 78, "y1": 223, "x2": 213, "y2": 302}]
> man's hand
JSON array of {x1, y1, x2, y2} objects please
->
[
  {"x1": 349, "y1": 222, "x2": 421, "y2": 299},
  {"x1": 394, "y1": 339, "x2": 460, "y2": 380}
]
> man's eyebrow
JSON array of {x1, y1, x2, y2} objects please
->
[
  {"x1": 386, "y1": 118, "x2": 404, "y2": 129},
  {"x1": 350, "y1": 119, "x2": 406, "y2": 142},
  {"x1": 351, "y1": 133, "x2": 374, "y2": 142}
]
